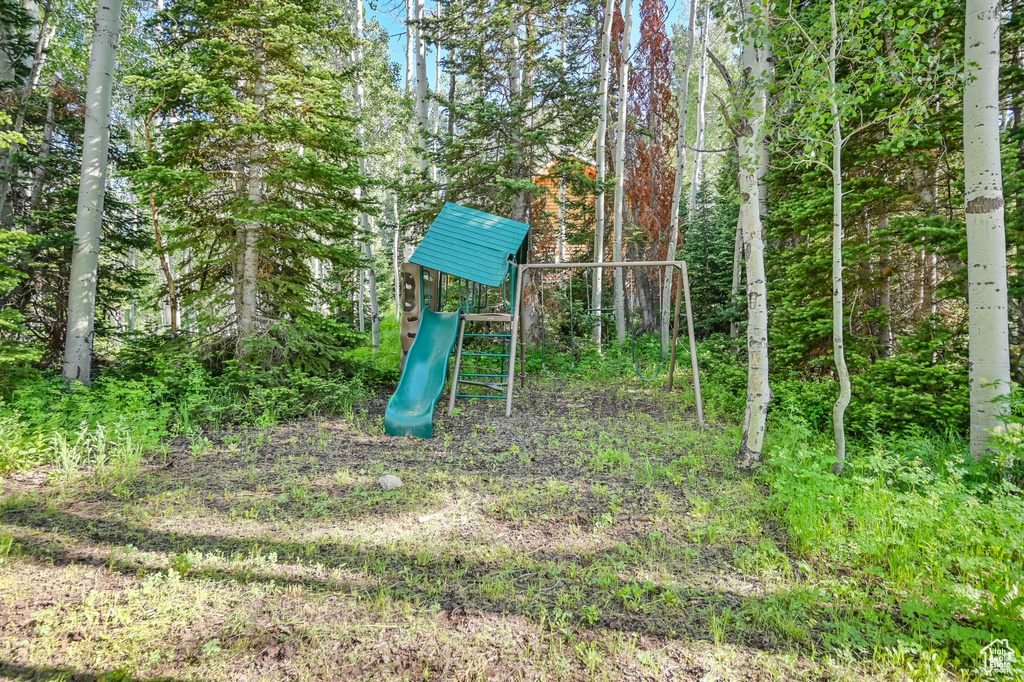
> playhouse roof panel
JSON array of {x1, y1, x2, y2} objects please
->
[{"x1": 410, "y1": 203, "x2": 530, "y2": 287}]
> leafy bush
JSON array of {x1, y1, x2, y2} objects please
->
[
  {"x1": 528, "y1": 328, "x2": 967, "y2": 439},
  {"x1": 768, "y1": 419, "x2": 1024, "y2": 669},
  {"x1": 0, "y1": 313, "x2": 401, "y2": 474}
]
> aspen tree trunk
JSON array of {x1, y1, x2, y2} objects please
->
[
  {"x1": 965, "y1": 0, "x2": 1012, "y2": 458},
  {"x1": 144, "y1": 105, "x2": 178, "y2": 335},
  {"x1": 0, "y1": 0, "x2": 37, "y2": 83},
  {"x1": 356, "y1": 269, "x2": 364, "y2": 330},
  {"x1": 352, "y1": 0, "x2": 380, "y2": 351},
  {"x1": 757, "y1": 45, "x2": 772, "y2": 219},
  {"x1": 393, "y1": 194, "x2": 402, "y2": 320},
  {"x1": 661, "y1": 0, "x2": 695, "y2": 357},
  {"x1": 729, "y1": 219, "x2": 742, "y2": 338},
  {"x1": 415, "y1": 0, "x2": 429, "y2": 175},
  {"x1": 592, "y1": 0, "x2": 615, "y2": 349},
  {"x1": 557, "y1": 176, "x2": 566, "y2": 264},
  {"x1": 27, "y1": 80, "x2": 56, "y2": 212},
  {"x1": 431, "y1": 0, "x2": 442, "y2": 185},
  {"x1": 405, "y1": 0, "x2": 416, "y2": 182},
  {"x1": 62, "y1": 0, "x2": 122, "y2": 385},
  {"x1": 509, "y1": 13, "x2": 523, "y2": 223},
  {"x1": 445, "y1": 47, "x2": 456, "y2": 199},
  {"x1": 363, "y1": 219, "x2": 380, "y2": 350},
  {"x1": 913, "y1": 165, "x2": 939, "y2": 318},
  {"x1": 509, "y1": 12, "x2": 539, "y2": 343},
  {"x1": 687, "y1": 0, "x2": 710, "y2": 220},
  {"x1": 0, "y1": 0, "x2": 54, "y2": 226},
  {"x1": 128, "y1": 248, "x2": 136, "y2": 332},
  {"x1": 736, "y1": 0, "x2": 770, "y2": 469},
  {"x1": 612, "y1": 0, "x2": 632, "y2": 344},
  {"x1": 446, "y1": 46, "x2": 457, "y2": 143},
  {"x1": 828, "y1": 0, "x2": 851, "y2": 475},
  {"x1": 232, "y1": 153, "x2": 246, "y2": 325},
  {"x1": 406, "y1": 0, "x2": 415, "y2": 95}
]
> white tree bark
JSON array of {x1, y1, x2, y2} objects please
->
[
  {"x1": 62, "y1": 0, "x2": 122, "y2": 385},
  {"x1": 364, "y1": 233, "x2": 380, "y2": 350},
  {"x1": 661, "y1": 0, "x2": 696, "y2": 357},
  {"x1": 877, "y1": 213, "x2": 893, "y2": 356},
  {"x1": 393, "y1": 193, "x2": 402, "y2": 320},
  {"x1": 405, "y1": 0, "x2": 415, "y2": 95},
  {"x1": 430, "y1": 0, "x2": 442, "y2": 184},
  {"x1": 352, "y1": 0, "x2": 379, "y2": 351},
  {"x1": 729, "y1": 219, "x2": 742, "y2": 338},
  {"x1": 415, "y1": 0, "x2": 429, "y2": 175},
  {"x1": 592, "y1": 0, "x2": 615, "y2": 349},
  {"x1": 356, "y1": 268, "x2": 365, "y2": 331},
  {"x1": 612, "y1": 0, "x2": 632, "y2": 344},
  {"x1": 965, "y1": 0, "x2": 1012, "y2": 458},
  {"x1": 757, "y1": 45, "x2": 772, "y2": 219},
  {"x1": 357, "y1": 199, "x2": 378, "y2": 344},
  {"x1": 405, "y1": 0, "x2": 416, "y2": 179},
  {"x1": 687, "y1": 0, "x2": 710, "y2": 220},
  {"x1": 736, "y1": 0, "x2": 770, "y2": 468},
  {"x1": 28, "y1": 80, "x2": 56, "y2": 211},
  {"x1": 0, "y1": 0, "x2": 55, "y2": 226},
  {"x1": 828, "y1": 0, "x2": 851, "y2": 475}
]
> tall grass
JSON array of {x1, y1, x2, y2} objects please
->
[{"x1": 766, "y1": 416, "x2": 1024, "y2": 672}]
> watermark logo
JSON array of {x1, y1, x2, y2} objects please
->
[{"x1": 979, "y1": 639, "x2": 1018, "y2": 678}]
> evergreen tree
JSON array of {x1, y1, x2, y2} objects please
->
[
  {"x1": 418, "y1": 0, "x2": 599, "y2": 224},
  {"x1": 131, "y1": 0, "x2": 367, "y2": 351}
]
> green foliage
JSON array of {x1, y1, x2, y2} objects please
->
[
  {"x1": 414, "y1": 0, "x2": 599, "y2": 225},
  {"x1": 130, "y1": 0, "x2": 366, "y2": 331},
  {"x1": 0, "y1": 112, "x2": 25, "y2": 149},
  {"x1": 0, "y1": 229, "x2": 38, "y2": 369},
  {"x1": 240, "y1": 316, "x2": 365, "y2": 375},
  {"x1": 678, "y1": 163, "x2": 741, "y2": 337},
  {"x1": 534, "y1": 328, "x2": 968, "y2": 438},
  {"x1": 0, "y1": 312, "x2": 405, "y2": 474},
  {"x1": 991, "y1": 385, "x2": 1024, "y2": 486},
  {"x1": 0, "y1": 0, "x2": 37, "y2": 90},
  {"x1": 768, "y1": 417, "x2": 1024, "y2": 665},
  {"x1": 0, "y1": 106, "x2": 150, "y2": 366}
]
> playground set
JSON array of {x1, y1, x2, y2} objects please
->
[{"x1": 383, "y1": 203, "x2": 703, "y2": 439}]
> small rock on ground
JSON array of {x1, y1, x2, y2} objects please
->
[{"x1": 378, "y1": 475, "x2": 403, "y2": 490}]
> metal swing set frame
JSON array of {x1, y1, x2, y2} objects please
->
[{"x1": 447, "y1": 259, "x2": 705, "y2": 425}]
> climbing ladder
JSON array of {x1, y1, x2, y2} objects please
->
[{"x1": 447, "y1": 313, "x2": 515, "y2": 414}]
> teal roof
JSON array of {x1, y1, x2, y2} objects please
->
[{"x1": 410, "y1": 203, "x2": 529, "y2": 287}]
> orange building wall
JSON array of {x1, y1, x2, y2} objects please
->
[{"x1": 531, "y1": 161, "x2": 596, "y2": 267}]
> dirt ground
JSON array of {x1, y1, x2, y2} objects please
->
[{"x1": 0, "y1": 380, "x2": 905, "y2": 681}]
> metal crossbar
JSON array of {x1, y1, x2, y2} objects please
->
[{"x1": 506, "y1": 261, "x2": 704, "y2": 425}]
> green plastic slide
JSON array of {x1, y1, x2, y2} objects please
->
[{"x1": 384, "y1": 307, "x2": 462, "y2": 438}]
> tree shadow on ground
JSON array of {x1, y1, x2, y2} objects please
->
[
  {"x1": 3, "y1": 500, "x2": 821, "y2": 655},
  {"x1": 0, "y1": 662, "x2": 200, "y2": 681}
]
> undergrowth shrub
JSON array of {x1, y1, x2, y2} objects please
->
[
  {"x1": 767, "y1": 417, "x2": 1024, "y2": 671},
  {"x1": 529, "y1": 329, "x2": 969, "y2": 438},
  {"x1": 991, "y1": 385, "x2": 1024, "y2": 487},
  {"x1": 0, "y1": 313, "x2": 399, "y2": 474}
]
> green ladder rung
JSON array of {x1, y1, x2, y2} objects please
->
[
  {"x1": 463, "y1": 333, "x2": 512, "y2": 338},
  {"x1": 455, "y1": 394, "x2": 506, "y2": 399},
  {"x1": 458, "y1": 373, "x2": 508, "y2": 378}
]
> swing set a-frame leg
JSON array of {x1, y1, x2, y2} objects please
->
[
  {"x1": 448, "y1": 316, "x2": 467, "y2": 416},
  {"x1": 505, "y1": 264, "x2": 526, "y2": 417}
]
